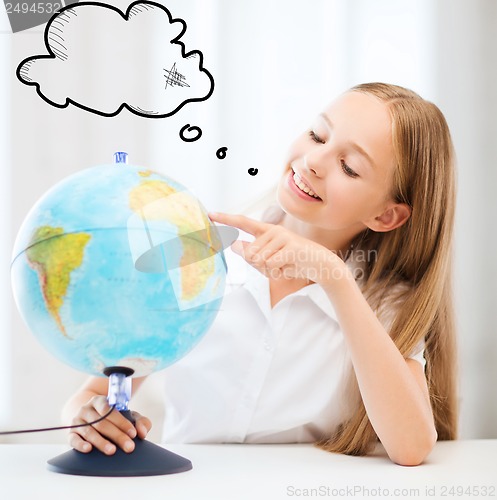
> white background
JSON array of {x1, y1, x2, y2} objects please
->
[{"x1": 1, "y1": 0, "x2": 496, "y2": 443}]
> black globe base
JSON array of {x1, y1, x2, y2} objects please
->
[{"x1": 47, "y1": 438, "x2": 193, "y2": 477}]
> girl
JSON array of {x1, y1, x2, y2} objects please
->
[{"x1": 63, "y1": 82, "x2": 457, "y2": 466}]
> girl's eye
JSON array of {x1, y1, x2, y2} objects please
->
[
  {"x1": 308, "y1": 130, "x2": 325, "y2": 144},
  {"x1": 341, "y1": 160, "x2": 359, "y2": 178}
]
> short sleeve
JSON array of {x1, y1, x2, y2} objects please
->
[
  {"x1": 407, "y1": 339, "x2": 426, "y2": 369},
  {"x1": 375, "y1": 282, "x2": 426, "y2": 370}
]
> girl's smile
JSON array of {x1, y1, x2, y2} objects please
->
[{"x1": 286, "y1": 168, "x2": 323, "y2": 202}]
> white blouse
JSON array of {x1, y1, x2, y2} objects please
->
[{"x1": 161, "y1": 229, "x2": 425, "y2": 444}]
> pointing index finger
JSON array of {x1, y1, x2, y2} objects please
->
[{"x1": 208, "y1": 212, "x2": 267, "y2": 236}]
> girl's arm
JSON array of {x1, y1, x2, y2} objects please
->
[
  {"x1": 62, "y1": 376, "x2": 151, "y2": 455},
  {"x1": 321, "y1": 270, "x2": 437, "y2": 466}
]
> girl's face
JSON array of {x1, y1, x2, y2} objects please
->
[{"x1": 277, "y1": 91, "x2": 399, "y2": 235}]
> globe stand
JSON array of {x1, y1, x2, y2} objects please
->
[
  {"x1": 47, "y1": 369, "x2": 192, "y2": 477},
  {"x1": 47, "y1": 411, "x2": 192, "y2": 476}
]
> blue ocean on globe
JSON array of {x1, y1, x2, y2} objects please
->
[{"x1": 11, "y1": 156, "x2": 229, "y2": 377}]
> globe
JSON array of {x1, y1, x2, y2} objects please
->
[{"x1": 11, "y1": 153, "x2": 230, "y2": 378}]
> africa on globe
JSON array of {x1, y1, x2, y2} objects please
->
[{"x1": 11, "y1": 153, "x2": 231, "y2": 378}]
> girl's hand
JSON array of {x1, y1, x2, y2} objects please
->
[
  {"x1": 208, "y1": 212, "x2": 349, "y2": 286},
  {"x1": 68, "y1": 395, "x2": 152, "y2": 455}
]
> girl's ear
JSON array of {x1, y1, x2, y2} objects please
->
[{"x1": 365, "y1": 203, "x2": 411, "y2": 233}]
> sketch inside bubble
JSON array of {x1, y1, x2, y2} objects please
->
[
  {"x1": 164, "y1": 63, "x2": 190, "y2": 91},
  {"x1": 15, "y1": 1, "x2": 214, "y2": 118}
]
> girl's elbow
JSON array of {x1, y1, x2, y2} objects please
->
[{"x1": 389, "y1": 428, "x2": 438, "y2": 466}]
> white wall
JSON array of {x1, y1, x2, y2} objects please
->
[
  {"x1": 1, "y1": 0, "x2": 496, "y2": 443},
  {"x1": 0, "y1": 7, "x2": 12, "y2": 427},
  {"x1": 434, "y1": 0, "x2": 497, "y2": 439}
]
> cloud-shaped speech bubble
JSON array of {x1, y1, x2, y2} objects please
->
[{"x1": 16, "y1": 1, "x2": 214, "y2": 118}]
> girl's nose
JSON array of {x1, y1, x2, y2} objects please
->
[{"x1": 304, "y1": 151, "x2": 325, "y2": 178}]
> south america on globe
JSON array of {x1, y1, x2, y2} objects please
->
[{"x1": 11, "y1": 153, "x2": 233, "y2": 378}]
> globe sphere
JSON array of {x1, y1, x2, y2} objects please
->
[{"x1": 11, "y1": 156, "x2": 227, "y2": 377}]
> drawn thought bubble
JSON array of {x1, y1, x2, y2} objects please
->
[{"x1": 16, "y1": 1, "x2": 214, "y2": 118}]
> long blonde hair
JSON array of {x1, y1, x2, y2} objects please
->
[{"x1": 317, "y1": 82, "x2": 458, "y2": 455}]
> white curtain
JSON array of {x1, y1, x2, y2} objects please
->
[
  {"x1": 1, "y1": 0, "x2": 496, "y2": 441},
  {"x1": 0, "y1": 11, "x2": 12, "y2": 426}
]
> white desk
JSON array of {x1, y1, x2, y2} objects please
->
[{"x1": 0, "y1": 441, "x2": 495, "y2": 500}]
